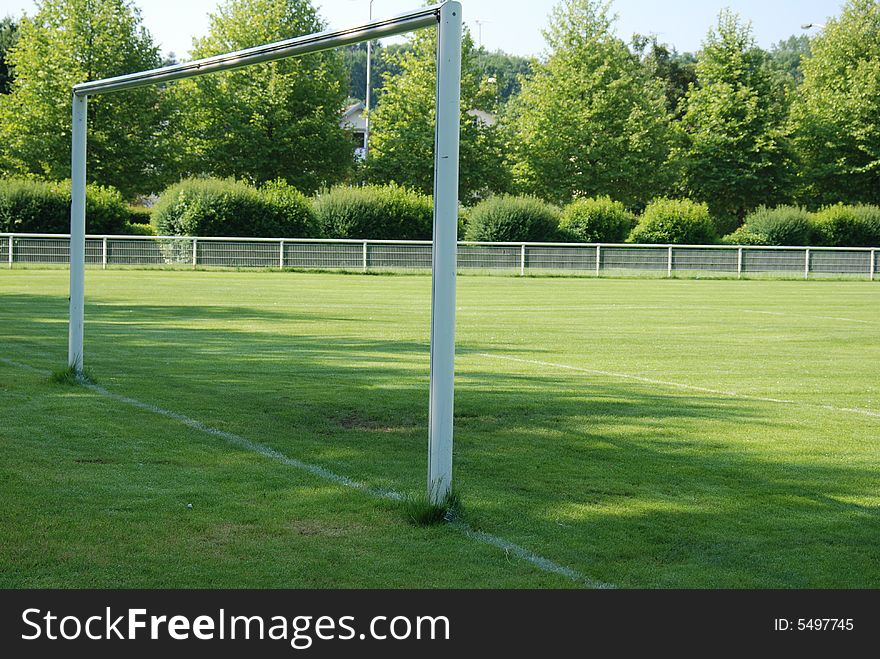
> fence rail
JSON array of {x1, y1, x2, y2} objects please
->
[{"x1": 1, "y1": 233, "x2": 877, "y2": 280}]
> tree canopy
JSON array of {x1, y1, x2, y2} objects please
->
[
  {"x1": 674, "y1": 10, "x2": 791, "y2": 230},
  {"x1": 343, "y1": 41, "x2": 409, "y2": 106},
  {"x1": 0, "y1": 17, "x2": 19, "y2": 94},
  {"x1": 0, "y1": 0, "x2": 877, "y2": 220},
  {"x1": 472, "y1": 49, "x2": 534, "y2": 105},
  {"x1": 366, "y1": 27, "x2": 510, "y2": 203},
  {"x1": 767, "y1": 34, "x2": 811, "y2": 90},
  {"x1": 0, "y1": 0, "x2": 166, "y2": 198},
  {"x1": 167, "y1": 0, "x2": 353, "y2": 193},
  {"x1": 790, "y1": 0, "x2": 880, "y2": 206},
  {"x1": 632, "y1": 34, "x2": 697, "y2": 117},
  {"x1": 505, "y1": 0, "x2": 672, "y2": 206}
]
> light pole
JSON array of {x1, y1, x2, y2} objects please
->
[
  {"x1": 474, "y1": 18, "x2": 492, "y2": 49},
  {"x1": 364, "y1": 0, "x2": 375, "y2": 158},
  {"x1": 801, "y1": 22, "x2": 826, "y2": 29}
]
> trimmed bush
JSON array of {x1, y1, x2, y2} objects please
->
[
  {"x1": 123, "y1": 206, "x2": 154, "y2": 235},
  {"x1": 559, "y1": 196, "x2": 636, "y2": 243},
  {"x1": 152, "y1": 178, "x2": 318, "y2": 238},
  {"x1": 259, "y1": 179, "x2": 321, "y2": 237},
  {"x1": 0, "y1": 178, "x2": 128, "y2": 234},
  {"x1": 314, "y1": 184, "x2": 433, "y2": 240},
  {"x1": 725, "y1": 206, "x2": 814, "y2": 246},
  {"x1": 464, "y1": 195, "x2": 560, "y2": 242},
  {"x1": 628, "y1": 198, "x2": 716, "y2": 245},
  {"x1": 813, "y1": 204, "x2": 880, "y2": 247},
  {"x1": 128, "y1": 206, "x2": 152, "y2": 226},
  {"x1": 84, "y1": 185, "x2": 130, "y2": 235},
  {"x1": 123, "y1": 222, "x2": 155, "y2": 236},
  {"x1": 457, "y1": 206, "x2": 470, "y2": 240},
  {"x1": 721, "y1": 225, "x2": 766, "y2": 246}
]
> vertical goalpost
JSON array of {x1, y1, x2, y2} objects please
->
[{"x1": 68, "y1": 2, "x2": 462, "y2": 503}]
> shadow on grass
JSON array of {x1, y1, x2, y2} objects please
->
[{"x1": 3, "y1": 291, "x2": 879, "y2": 587}]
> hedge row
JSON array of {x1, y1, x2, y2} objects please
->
[
  {"x1": 723, "y1": 204, "x2": 880, "y2": 247},
  {"x1": 463, "y1": 198, "x2": 880, "y2": 246},
  {"x1": 314, "y1": 184, "x2": 433, "y2": 240},
  {"x1": 152, "y1": 179, "x2": 433, "y2": 240},
  {"x1": 0, "y1": 178, "x2": 130, "y2": 234},
  {"x1": 463, "y1": 196, "x2": 717, "y2": 245},
  {"x1": 4, "y1": 176, "x2": 880, "y2": 247},
  {"x1": 152, "y1": 178, "x2": 317, "y2": 238},
  {"x1": 464, "y1": 197, "x2": 880, "y2": 247}
]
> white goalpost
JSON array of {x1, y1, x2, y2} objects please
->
[{"x1": 67, "y1": 1, "x2": 462, "y2": 503}]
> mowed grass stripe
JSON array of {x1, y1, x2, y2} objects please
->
[
  {"x1": 0, "y1": 356, "x2": 601, "y2": 587},
  {"x1": 476, "y1": 353, "x2": 880, "y2": 419},
  {"x1": 1, "y1": 270, "x2": 878, "y2": 587},
  {"x1": 0, "y1": 360, "x2": 578, "y2": 588}
]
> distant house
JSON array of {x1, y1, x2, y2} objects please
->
[
  {"x1": 466, "y1": 109, "x2": 497, "y2": 127},
  {"x1": 340, "y1": 102, "x2": 497, "y2": 159},
  {"x1": 341, "y1": 102, "x2": 367, "y2": 159}
]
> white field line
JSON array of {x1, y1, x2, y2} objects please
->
[
  {"x1": 460, "y1": 305, "x2": 877, "y2": 326},
  {"x1": 0, "y1": 356, "x2": 607, "y2": 588},
  {"x1": 1, "y1": 358, "x2": 45, "y2": 374},
  {"x1": 736, "y1": 309, "x2": 876, "y2": 325},
  {"x1": 478, "y1": 353, "x2": 880, "y2": 420}
]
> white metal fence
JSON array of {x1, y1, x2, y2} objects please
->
[{"x1": 1, "y1": 233, "x2": 877, "y2": 279}]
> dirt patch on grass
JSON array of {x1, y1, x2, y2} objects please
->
[{"x1": 335, "y1": 412, "x2": 401, "y2": 433}]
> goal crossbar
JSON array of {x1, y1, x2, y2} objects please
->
[
  {"x1": 68, "y1": 1, "x2": 462, "y2": 503},
  {"x1": 73, "y1": 5, "x2": 442, "y2": 96}
]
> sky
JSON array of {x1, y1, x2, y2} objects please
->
[{"x1": 1, "y1": 0, "x2": 846, "y2": 59}]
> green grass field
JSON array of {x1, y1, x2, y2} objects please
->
[{"x1": 1, "y1": 269, "x2": 878, "y2": 588}]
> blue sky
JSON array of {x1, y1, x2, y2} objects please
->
[{"x1": 2, "y1": 0, "x2": 846, "y2": 58}]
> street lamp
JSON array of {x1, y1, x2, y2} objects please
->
[
  {"x1": 474, "y1": 18, "x2": 492, "y2": 49},
  {"x1": 801, "y1": 23, "x2": 826, "y2": 29},
  {"x1": 364, "y1": 0, "x2": 375, "y2": 159}
]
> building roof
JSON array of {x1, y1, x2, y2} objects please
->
[{"x1": 341, "y1": 102, "x2": 366, "y2": 132}]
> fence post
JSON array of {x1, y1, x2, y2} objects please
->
[
  {"x1": 804, "y1": 248, "x2": 810, "y2": 280},
  {"x1": 362, "y1": 241, "x2": 368, "y2": 271},
  {"x1": 871, "y1": 249, "x2": 876, "y2": 281},
  {"x1": 192, "y1": 238, "x2": 198, "y2": 269},
  {"x1": 595, "y1": 245, "x2": 601, "y2": 278},
  {"x1": 7, "y1": 236, "x2": 12, "y2": 268},
  {"x1": 667, "y1": 246, "x2": 673, "y2": 278},
  {"x1": 102, "y1": 237, "x2": 108, "y2": 270},
  {"x1": 520, "y1": 243, "x2": 526, "y2": 276},
  {"x1": 737, "y1": 247, "x2": 743, "y2": 279},
  {"x1": 279, "y1": 240, "x2": 285, "y2": 269}
]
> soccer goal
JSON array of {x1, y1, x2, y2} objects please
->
[{"x1": 67, "y1": 1, "x2": 462, "y2": 503}]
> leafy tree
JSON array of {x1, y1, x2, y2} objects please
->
[
  {"x1": 345, "y1": 42, "x2": 530, "y2": 109},
  {"x1": 674, "y1": 10, "x2": 791, "y2": 232},
  {"x1": 790, "y1": 0, "x2": 880, "y2": 206},
  {"x1": 473, "y1": 49, "x2": 534, "y2": 105},
  {"x1": 632, "y1": 34, "x2": 697, "y2": 117},
  {"x1": 0, "y1": 0, "x2": 167, "y2": 198},
  {"x1": 344, "y1": 40, "x2": 374, "y2": 102},
  {"x1": 0, "y1": 17, "x2": 19, "y2": 94},
  {"x1": 767, "y1": 34, "x2": 811, "y2": 90},
  {"x1": 168, "y1": 0, "x2": 352, "y2": 193},
  {"x1": 505, "y1": 0, "x2": 672, "y2": 207},
  {"x1": 343, "y1": 41, "x2": 409, "y2": 105},
  {"x1": 366, "y1": 28, "x2": 510, "y2": 203}
]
